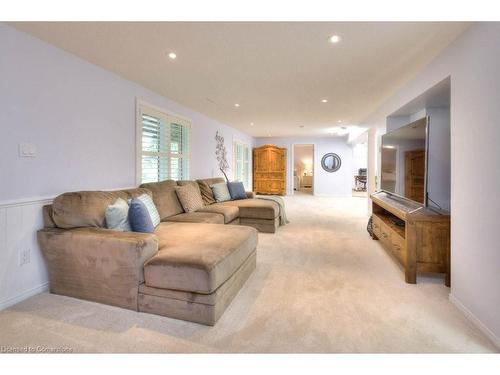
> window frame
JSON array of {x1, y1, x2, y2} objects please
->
[
  {"x1": 135, "y1": 99, "x2": 192, "y2": 185},
  {"x1": 233, "y1": 140, "x2": 251, "y2": 190}
]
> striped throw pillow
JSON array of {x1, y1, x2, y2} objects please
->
[{"x1": 136, "y1": 193, "x2": 161, "y2": 227}]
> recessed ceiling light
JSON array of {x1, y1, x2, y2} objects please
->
[
  {"x1": 321, "y1": 99, "x2": 328, "y2": 103},
  {"x1": 234, "y1": 103, "x2": 240, "y2": 107},
  {"x1": 250, "y1": 122, "x2": 254, "y2": 126},
  {"x1": 168, "y1": 52, "x2": 177, "y2": 60},
  {"x1": 329, "y1": 35, "x2": 341, "y2": 44},
  {"x1": 337, "y1": 120, "x2": 342, "y2": 123}
]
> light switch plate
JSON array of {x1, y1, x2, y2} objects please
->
[{"x1": 19, "y1": 143, "x2": 36, "y2": 157}]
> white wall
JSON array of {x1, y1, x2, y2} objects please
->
[
  {"x1": 426, "y1": 107, "x2": 451, "y2": 211},
  {"x1": 0, "y1": 24, "x2": 254, "y2": 310},
  {"x1": 360, "y1": 22, "x2": 500, "y2": 347},
  {"x1": 255, "y1": 137, "x2": 353, "y2": 196},
  {"x1": 0, "y1": 24, "x2": 254, "y2": 203}
]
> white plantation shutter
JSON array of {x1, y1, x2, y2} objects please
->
[
  {"x1": 169, "y1": 122, "x2": 190, "y2": 180},
  {"x1": 138, "y1": 104, "x2": 190, "y2": 183},
  {"x1": 233, "y1": 141, "x2": 250, "y2": 189}
]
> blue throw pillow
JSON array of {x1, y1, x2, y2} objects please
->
[
  {"x1": 227, "y1": 181, "x2": 247, "y2": 200},
  {"x1": 128, "y1": 198, "x2": 154, "y2": 233}
]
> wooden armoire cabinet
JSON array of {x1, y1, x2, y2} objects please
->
[{"x1": 253, "y1": 144, "x2": 287, "y2": 195}]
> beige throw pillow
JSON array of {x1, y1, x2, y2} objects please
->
[{"x1": 175, "y1": 184, "x2": 204, "y2": 213}]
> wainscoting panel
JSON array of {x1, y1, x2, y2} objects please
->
[{"x1": 0, "y1": 198, "x2": 52, "y2": 310}]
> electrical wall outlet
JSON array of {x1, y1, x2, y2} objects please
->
[
  {"x1": 19, "y1": 248, "x2": 31, "y2": 266},
  {"x1": 19, "y1": 143, "x2": 37, "y2": 158}
]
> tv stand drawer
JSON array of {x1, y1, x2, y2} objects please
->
[
  {"x1": 391, "y1": 234, "x2": 406, "y2": 265},
  {"x1": 379, "y1": 222, "x2": 391, "y2": 245}
]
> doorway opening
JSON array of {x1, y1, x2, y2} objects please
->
[
  {"x1": 293, "y1": 144, "x2": 314, "y2": 195},
  {"x1": 352, "y1": 139, "x2": 368, "y2": 197}
]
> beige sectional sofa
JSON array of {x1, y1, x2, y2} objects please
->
[{"x1": 37, "y1": 178, "x2": 281, "y2": 325}]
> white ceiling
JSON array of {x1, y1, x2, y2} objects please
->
[{"x1": 10, "y1": 22, "x2": 469, "y2": 137}]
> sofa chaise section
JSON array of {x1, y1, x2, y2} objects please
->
[
  {"x1": 139, "y1": 252, "x2": 256, "y2": 326},
  {"x1": 145, "y1": 223, "x2": 257, "y2": 293},
  {"x1": 220, "y1": 198, "x2": 280, "y2": 233},
  {"x1": 139, "y1": 223, "x2": 257, "y2": 325}
]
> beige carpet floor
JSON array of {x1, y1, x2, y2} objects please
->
[{"x1": 0, "y1": 194, "x2": 497, "y2": 353}]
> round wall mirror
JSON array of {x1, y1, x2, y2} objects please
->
[{"x1": 321, "y1": 153, "x2": 342, "y2": 172}]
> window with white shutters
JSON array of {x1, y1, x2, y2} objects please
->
[
  {"x1": 233, "y1": 141, "x2": 250, "y2": 189},
  {"x1": 137, "y1": 103, "x2": 190, "y2": 183}
]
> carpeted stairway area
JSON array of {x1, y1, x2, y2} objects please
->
[{"x1": 0, "y1": 194, "x2": 497, "y2": 353}]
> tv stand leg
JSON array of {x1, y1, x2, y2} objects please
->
[
  {"x1": 406, "y1": 224, "x2": 417, "y2": 284},
  {"x1": 405, "y1": 268, "x2": 417, "y2": 284}
]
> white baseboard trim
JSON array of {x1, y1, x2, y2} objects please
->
[
  {"x1": 449, "y1": 293, "x2": 500, "y2": 350},
  {"x1": 0, "y1": 282, "x2": 49, "y2": 311}
]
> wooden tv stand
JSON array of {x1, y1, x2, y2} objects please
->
[{"x1": 370, "y1": 192, "x2": 450, "y2": 286}]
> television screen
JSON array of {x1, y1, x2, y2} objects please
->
[{"x1": 381, "y1": 117, "x2": 428, "y2": 205}]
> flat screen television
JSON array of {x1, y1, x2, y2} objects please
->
[{"x1": 380, "y1": 117, "x2": 429, "y2": 206}]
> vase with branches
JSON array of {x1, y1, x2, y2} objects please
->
[{"x1": 215, "y1": 130, "x2": 230, "y2": 182}]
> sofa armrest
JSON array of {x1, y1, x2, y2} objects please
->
[
  {"x1": 37, "y1": 227, "x2": 158, "y2": 310},
  {"x1": 246, "y1": 191, "x2": 256, "y2": 199}
]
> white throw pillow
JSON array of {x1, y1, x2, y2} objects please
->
[
  {"x1": 105, "y1": 198, "x2": 131, "y2": 231},
  {"x1": 210, "y1": 182, "x2": 232, "y2": 202}
]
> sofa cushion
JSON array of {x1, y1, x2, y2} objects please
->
[
  {"x1": 197, "y1": 203, "x2": 239, "y2": 223},
  {"x1": 163, "y1": 212, "x2": 224, "y2": 224},
  {"x1": 211, "y1": 182, "x2": 232, "y2": 202},
  {"x1": 221, "y1": 198, "x2": 279, "y2": 220},
  {"x1": 175, "y1": 184, "x2": 204, "y2": 213},
  {"x1": 140, "y1": 180, "x2": 184, "y2": 220},
  {"x1": 105, "y1": 198, "x2": 131, "y2": 231},
  {"x1": 177, "y1": 180, "x2": 202, "y2": 193},
  {"x1": 227, "y1": 181, "x2": 247, "y2": 200},
  {"x1": 52, "y1": 188, "x2": 151, "y2": 229},
  {"x1": 145, "y1": 222, "x2": 258, "y2": 293},
  {"x1": 196, "y1": 178, "x2": 225, "y2": 205}
]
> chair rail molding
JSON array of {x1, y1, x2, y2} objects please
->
[{"x1": 0, "y1": 196, "x2": 53, "y2": 310}]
